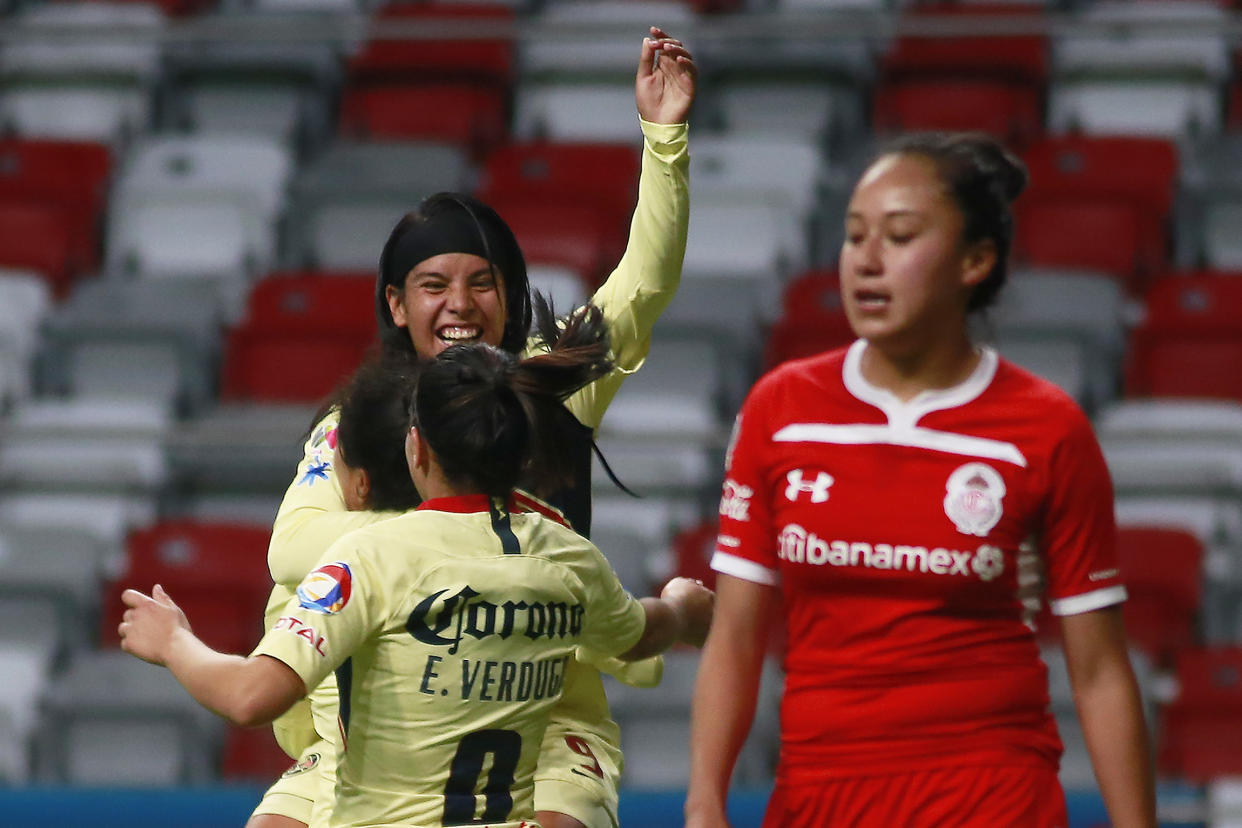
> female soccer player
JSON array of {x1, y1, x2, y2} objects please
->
[
  {"x1": 255, "y1": 27, "x2": 696, "y2": 828},
  {"x1": 684, "y1": 133, "x2": 1156, "y2": 828},
  {"x1": 119, "y1": 301, "x2": 715, "y2": 828}
]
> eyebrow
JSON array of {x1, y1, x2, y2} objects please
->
[{"x1": 410, "y1": 268, "x2": 497, "y2": 280}]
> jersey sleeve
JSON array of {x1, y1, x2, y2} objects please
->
[
  {"x1": 563, "y1": 119, "x2": 689, "y2": 431},
  {"x1": 1041, "y1": 409, "x2": 1127, "y2": 616},
  {"x1": 711, "y1": 384, "x2": 781, "y2": 586},
  {"x1": 253, "y1": 537, "x2": 390, "y2": 693},
  {"x1": 268, "y1": 410, "x2": 397, "y2": 588},
  {"x1": 572, "y1": 544, "x2": 649, "y2": 660}
]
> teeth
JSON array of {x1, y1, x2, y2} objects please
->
[{"x1": 439, "y1": 328, "x2": 480, "y2": 341}]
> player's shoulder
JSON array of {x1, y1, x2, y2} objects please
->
[
  {"x1": 750, "y1": 345, "x2": 850, "y2": 401},
  {"x1": 990, "y1": 356, "x2": 1092, "y2": 430}
]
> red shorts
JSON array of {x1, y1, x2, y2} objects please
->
[{"x1": 762, "y1": 764, "x2": 1068, "y2": 828}]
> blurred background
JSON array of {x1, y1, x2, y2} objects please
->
[{"x1": 0, "y1": 0, "x2": 1241, "y2": 825}]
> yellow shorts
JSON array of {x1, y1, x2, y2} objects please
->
[
  {"x1": 250, "y1": 740, "x2": 330, "y2": 825},
  {"x1": 533, "y1": 723, "x2": 622, "y2": 828}
]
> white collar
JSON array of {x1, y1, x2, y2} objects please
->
[{"x1": 842, "y1": 339, "x2": 998, "y2": 430}]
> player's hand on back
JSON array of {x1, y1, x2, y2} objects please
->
[
  {"x1": 661, "y1": 576, "x2": 715, "y2": 648},
  {"x1": 118, "y1": 584, "x2": 192, "y2": 667},
  {"x1": 636, "y1": 26, "x2": 697, "y2": 125}
]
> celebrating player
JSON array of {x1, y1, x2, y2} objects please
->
[
  {"x1": 253, "y1": 27, "x2": 696, "y2": 828},
  {"x1": 119, "y1": 300, "x2": 715, "y2": 828},
  {"x1": 684, "y1": 133, "x2": 1156, "y2": 828}
]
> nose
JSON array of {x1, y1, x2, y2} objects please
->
[
  {"x1": 852, "y1": 232, "x2": 883, "y2": 276},
  {"x1": 445, "y1": 280, "x2": 475, "y2": 315}
]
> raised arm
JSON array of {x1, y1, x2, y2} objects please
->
[
  {"x1": 565, "y1": 27, "x2": 694, "y2": 430},
  {"x1": 1062, "y1": 607, "x2": 1157, "y2": 828},
  {"x1": 119, "y1": 586, "x2": 305, "y2": 728},
  {"x1": 685, "y1": 574, "x2": 776, "y2": 828}
]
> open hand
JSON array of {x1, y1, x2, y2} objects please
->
[
  {"x1": 636, "y1": 26, "x2": 697, "y2": 125},
  {"x1": 118, "y1": 584, "x2": 191, "y2": 667}
]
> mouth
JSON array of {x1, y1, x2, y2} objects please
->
[
  {"x1": 436, "y1": 325, "x2": 484, "y2": 346},
  {"x1": 853, "y1": 290, "x2": 891, "y2": 312}
]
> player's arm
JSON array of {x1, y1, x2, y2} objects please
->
[
  {"x1": 119, "y1": 586, "x2": 305, "y2": 728},
  {"x1": 563, "y1": 29, "x2": 693, "y2": 430},
  {"x1": 617, "y1": 576, "x2": 714, "y2": 661},
  {"x1": 684, "y1": 574, "x2": 773, "y2": 828},
  {"x1": 1062, "y1": 608, "x2": 1157, "y2": 828}
]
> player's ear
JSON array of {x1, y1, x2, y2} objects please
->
[
  {"x1": 354, "y1": 468, "x2": 372, "y2": 505},
  {"x1": 405, "y1": 426, "x2": 429, "y2": 475}
]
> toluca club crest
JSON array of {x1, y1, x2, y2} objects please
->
[{"x1": 943, "y1": 462, "x2": 1006, "y2": 537}]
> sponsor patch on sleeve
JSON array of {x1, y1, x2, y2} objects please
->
[{"x1": 297, "y1": 562, "x2": 353, "y2": 614}]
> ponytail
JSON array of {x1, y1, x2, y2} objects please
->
[{"x1": 411, "y1": 294, "x2": 613, "y2": 498}]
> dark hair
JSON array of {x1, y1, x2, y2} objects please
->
[
  {"x1": 878, "y1": 132, "x2": 1028, "y2": 312},
  {"x1": 411, "y1": 294, "x2": 613, "y2": 498},
  {"x1": 376, "y1": 192, "x2": 533, "y2": 358},
  {"x1": 334, "y1": 356, "x2": 421, "y2": 512}
]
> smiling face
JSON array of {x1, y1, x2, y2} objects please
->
[
  {"x1": 839, "y1": 153, "x2": 994, "y2": 358},
  {"x1": 385, "y1": 252, "x2": 507, "y2": 359}
]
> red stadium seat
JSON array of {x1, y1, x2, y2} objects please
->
[
  {"x1": 1016, "y1": 136, "x2": 1177, "y2": 293},
  {"x1": 876, "y1": 4, "x2": 1047, "y2": 146},
  {"x1": 477, "y1": 141, "x2": 640, "y2": 255},
  {"x1": 764, "y1": 269, "x2": 856, "y2": 368},
  {"x1": 1157, "y1": 646, "x2": 1242, "y2": 781},
  {"x1": 100, "y1": 520, "x2": 273, "y2": 655},
  {"x1": 873, "y1": 81, "x2": 1043, "y2": 146},
  {"x1": 221, "y1": 725, "x2": 297, "y2": 783},
  {"x1": 221, "y1": 271, "x2": 376, "y2": 403},
  {"x1": 338, "y1": 84, "x2": 508, "y2": 159},
  {"x1": 1125, "y1": 272, "x2": 1242, "y2": 401},
  {"x1": 1115, "y1": 526, "x2": 1203, "y2": 666},
  {"x1": 0, "y1": 138, "x2": 112, "y2": 276},
  {"x1": 481, "y1": 196, "x2": 619, "y2": 289},
  {"x1": 0, "y1": 200, "x2": 75, "y2": 295},
  {"x1": 346, "y1": 2, "x2": 514, "y2": 91}
]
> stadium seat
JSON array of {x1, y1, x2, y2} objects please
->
[
  {"x1": 0, "y1": 138, "x2": 112, "y2": 277},
  {"x1": 338, "y1": 83, "x2": 508, "y2": 158},
  {"x1": 477, "y1": 140, "x2": 640, "y2": 252},
  {"x1": 1157, "y1": 646, "x2": 1242, "y2": 782},
  {"x1": 219, "y1": 271, "x2": 374, "y2": 403},
  {"x1": 513, "y1": 82, "x2": 645, "y2": 143},
  {"x1": 521, "y1": 0, "x2": 695, "y2": 81},
  {"x1": 763, "y1": 269, "x2": 855, "y2": 369},
  {"x1": 480, "y1": 195, "x2": 619, "y2": 288},
  {"x1": 0, "y1": 201, "x2": 74, "y2": 296},
  {"x1": 1048, "y1": 0, "x2": 1227, "y2": 139},
  {"x1": 0, "y1": 600, "x2": 62, "y2": 783},
  {"x1": 347, "y1": 2, "x2": 514, "y2": 92},
  {"x1": 1016, "y1": 136, "x2": 1178, "y2": 293},
  {"x1": 1125, "y1": 272, "x2": 1242, "y2": 401},
  {"x1": 220, "y1": 725, "x2": 295, "y2": 783},
  {"x1": 872, "y1": 3, "x2": 1047, "y2": 146},
  {"x1": 99, "y1": 520, "x2": 273, "y2": 655},
  {"x1": 689, "y1": 133, "x2": 826, "y2": 228},
  {"x1": 33, "y1": 649, "x2": 222, "y2": 785},
  {"x1": 1115, "y1": 526, "x2": 1204, "y2": 666},
  {"x1": 0, "y1": 269, "x2": 52, "y2": 406}
]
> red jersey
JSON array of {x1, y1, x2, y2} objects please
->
[{"x1": 712, "y1": 340, "x2": 1126, "y2": 779}]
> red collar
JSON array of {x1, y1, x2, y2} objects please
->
[{"x1": 416, "y1": 494, "x2": 503, "y2": 514}]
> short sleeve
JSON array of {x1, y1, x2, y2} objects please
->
[
  {"x1": 1042, "y1": 411, "x2": 1127, "y2": 616},
  {"x1": 711, "y1": 387, "x2": 780, "y2": 586},
  {"x1": 574, "y1": 546, "x2": 648, "y2": 660},
  {"x1": 253, "y1": 540, "x2": 387, "y2": 691}
]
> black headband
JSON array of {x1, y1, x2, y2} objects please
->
[{"x1": 385, "y1": 206, "x2": 498, "y2": 289}]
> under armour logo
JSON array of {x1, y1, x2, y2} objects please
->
[{"x1": 785, "y1": 470, "x2": 833, "y2": 503}]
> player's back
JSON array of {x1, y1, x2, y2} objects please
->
[{"x1": 318, "y1": 493, "x2": 644, "y2": 828}]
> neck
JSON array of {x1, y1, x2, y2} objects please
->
[
  {"x1": 859, "y1": 331, "x2": 980, "y2": 403},
  {"x1": 413, "y1": 465, "x2": 482, "y2": 503}
]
